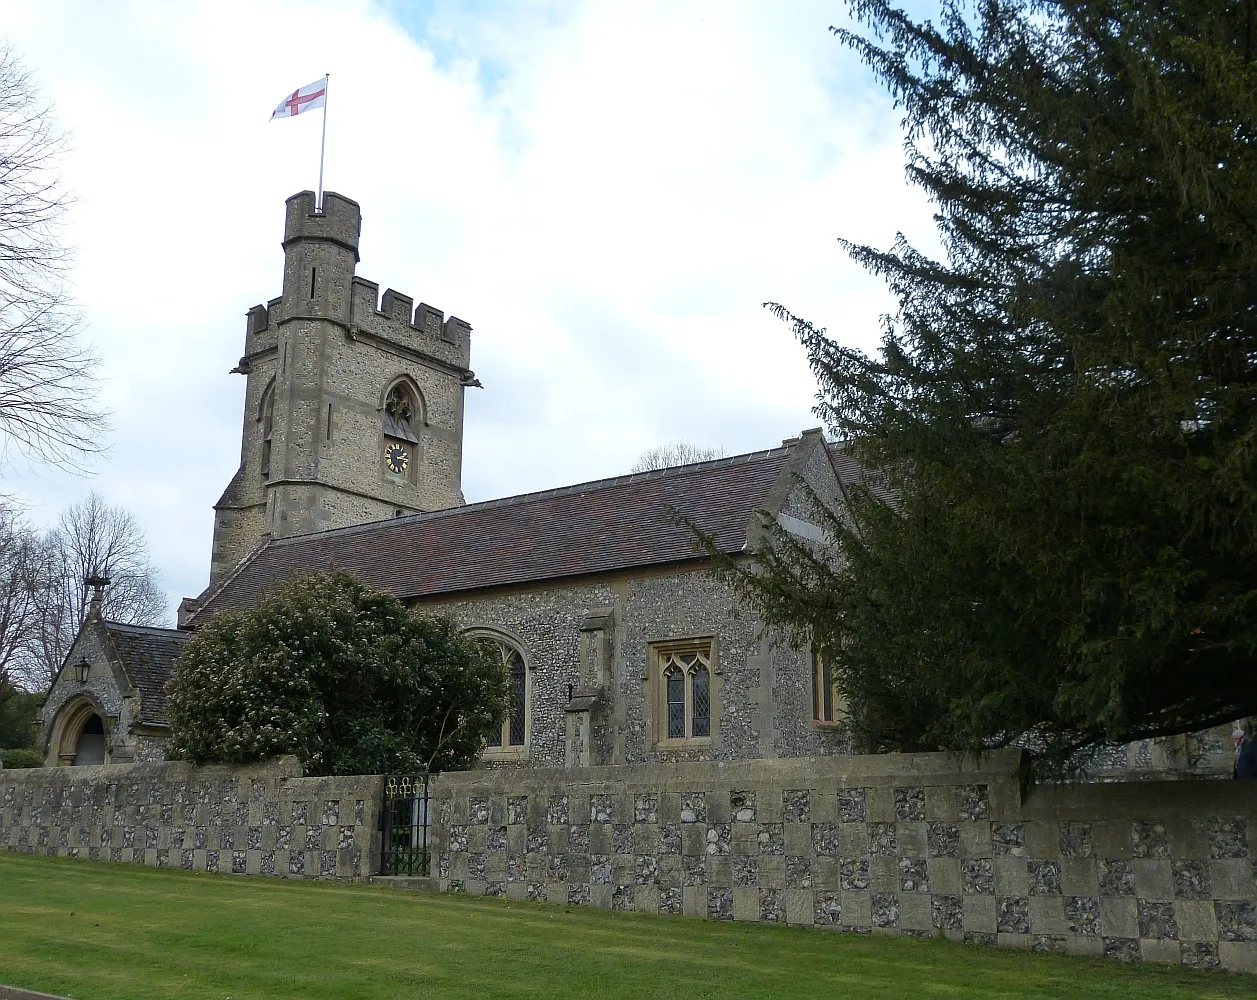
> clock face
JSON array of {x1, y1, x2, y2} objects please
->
[{"x1": 385, "y1": 443, "x2": 409, "y2": 475}]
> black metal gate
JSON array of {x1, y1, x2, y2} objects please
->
[{"x1": 380, "y1": 773, "x2": 430, "y2": 876}]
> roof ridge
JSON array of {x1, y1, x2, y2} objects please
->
[
  {"x1": 187, "y1": 534, "x2": 273, "y2": 621},
  {"x1": 266, "y1": 442, "x2": 796, "y2": 548},
  {"x1": 103, "y1": 621, "x2": 190, "y2": 639}
]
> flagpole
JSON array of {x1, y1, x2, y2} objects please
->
[{"x1": 316, "y1": 73, "x2": 329, "y2": 210}]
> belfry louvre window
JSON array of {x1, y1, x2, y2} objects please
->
[
  {"x1": 478, "y1": 638, "x2": 527, "y2": 752},
  {"x1": 383, "y1": 383, "x2": 420, "y2": 443},
  {"x1": 653, "y1": 640, "x2": 713, "y2": 743},
  {"x1": 811, "y1": 649, "x2": 845, "y2": 725}
]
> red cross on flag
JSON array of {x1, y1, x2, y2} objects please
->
[{"x1": 270, "y1": 77, "x2": 327, "y2": 120}]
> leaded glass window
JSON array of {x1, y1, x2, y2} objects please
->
[
  {"x1": 477, "y1": 637, "x2": 528, "y2": 751},
  {"x1": 508, "y1": 653, "x2": 526, "y2": 746},
  {"x1": 691, "y1": 666, "x2": 710, "y2": 737},
  {"x1": 655, "y1": 642, "x2": 714, "y2": 743},
  {"x1": 666, "y1": 667, "x2": 685, "y2": 739}
]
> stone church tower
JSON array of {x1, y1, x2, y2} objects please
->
[{"x1": 209, "y1": 191, "x2": 475, "y2": 584}]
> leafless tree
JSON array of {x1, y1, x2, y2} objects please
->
[
  {"x1": 0, "y1": 43, "x2": 107, "y2": 470},
  {"x1": 630, "y1": 441, "x2": 727, "y2": 473},
  {"x1": 20, "y1": 493, "x2": 167, "y2": 690},
  {"x1": 0, "y1": 505, "x2": 39, "y2": 688}
]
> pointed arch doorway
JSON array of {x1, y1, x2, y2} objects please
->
[{"x1": 53, "y1": 699, "x2": 108, "y2": 766}]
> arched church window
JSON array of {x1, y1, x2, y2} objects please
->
[
  {"x1": 260, "y1": 382, "x2": 275, "y2": 477},
  {"x1": 384, "y1": 384, "x2": 418, "y2": 442},
  {"x1": 652, "y1": 640, "x2": 715, "y2": 745},
  {"x1": 472, "y1": 634, "x2": 529, "y2": 757},
  {"x1": 382, "y1": 381, "x2": 420, "y2": 483}
]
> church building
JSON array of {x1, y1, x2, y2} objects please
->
[
  {"x1": 30, "y1": 192, "x2": 1237, "y2": 779},
  {"x1": 34, "y1": 190, "x2": 857, "y2": 770}
]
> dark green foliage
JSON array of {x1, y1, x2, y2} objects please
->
[
  {"x1": 0, "y1": 681, "x2": 40, "y2": 750},
  {"x1": 723, "y1": 1, "x2": 1257, "y2": 764},
  {"x1": 0, "y1": 746, "x2": 44, "y2": 768},
  {"x1": 166, "y1": 571, "x2": 508, "y2": 775}
]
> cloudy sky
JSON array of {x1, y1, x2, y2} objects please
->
[{"x1": 0, "y1": 0, "x2": 938, "y2": 616}]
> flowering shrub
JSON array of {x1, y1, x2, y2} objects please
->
[{"x1": 166, "y1": 571, "x2": 507, "y2": 775}]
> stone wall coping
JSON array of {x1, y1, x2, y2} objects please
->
[
  {"x1": 1024, "y1": 778, "x2": 1257, "y2": 819},
  {"x1": 431, "y1": 748, "x2": 1028, "y2": 793},
  {"x1": 0, "y1": 756, "x2": 304, "y2": 786}
]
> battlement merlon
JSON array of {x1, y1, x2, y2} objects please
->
[
  {"x1": 282, "y1": 190, "x2": 361, "y2": 262},
  {"x1": 349, "y1": 276, "x2": 472, "y2": 372},
  {"x1": 246, "y1": 304, "x2": 269, "y2": 336}
]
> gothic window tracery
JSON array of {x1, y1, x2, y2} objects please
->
[
  {"x1": 473, "y1": 634, "x2": 529, "y2": 756},
  {"x1": 382, "y1": 381, "x2": 420, "y2": 484},
  {"x1": 654, "y1": 641, "x2": 713, "y2": 744},
  {"x1": 383, "y1": 383, "x2": 420, "y2": 444}
]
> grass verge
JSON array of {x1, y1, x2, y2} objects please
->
[{"x1": 0, "y1": 853, "x2": 1251, "y2": 999}]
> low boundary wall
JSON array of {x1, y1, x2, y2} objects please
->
[
  {"x1": 425, "y1": 750, "x2": 1257, "y2": 974},
  {"x1": 0, "y1": 758, "x2": 382, "y2": 880},
  {"x1": 3, "y1": 752, "x2": 1255, "y2": 973}
]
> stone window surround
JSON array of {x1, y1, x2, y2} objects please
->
[
  {"x1": 649, "y1": 637, "x2": 718, "y2": 749},
  {"x1": 380, "y1": 377, "x2": 424, "y2": 487},
  {"x1": 464, "y1": 627, "x2": 533, "y2": 763},
  {"x1": 258, "y1": 377, "x2": 275, "y2": 478},
  {"x1": 810, "y1": 646, "x2": 847, "y2": 729}
]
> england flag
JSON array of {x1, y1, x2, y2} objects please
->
[{"x1": 270, "y1": 77, "x2": 327, "y2": 120}]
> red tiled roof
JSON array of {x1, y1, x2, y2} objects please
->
[{"x1": 191, "y1": 445, "x2": 799, "y2": 621}]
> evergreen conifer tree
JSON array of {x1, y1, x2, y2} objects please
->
[{"x1": 725, "y1": 0, "x2": 1257, "y2": 765}]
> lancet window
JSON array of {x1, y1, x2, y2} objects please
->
[
  {"x1": 383, "y1": 383, "x2": 419, "y2": 443},
  {"x1": 811, "y1": 649, "x2": 845, "y2": 725},
  {"x1": 259, "y1": 382, "x2": 275, "y2": 477},
  {"x1": 382, "y1": 381, "x2": 420, "y2": 484}
]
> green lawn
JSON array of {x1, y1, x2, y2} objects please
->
[{"x1": 0, "y1": 853, "x2": 1250, "y2": 1000}]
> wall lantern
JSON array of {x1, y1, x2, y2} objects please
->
[{"x1": 75, "y1": 658, "x2": 91, "y2": 684}]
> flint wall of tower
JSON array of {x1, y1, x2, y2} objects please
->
[{"x1": 209, "y1": 191, "x2": 473, "y2": 585}]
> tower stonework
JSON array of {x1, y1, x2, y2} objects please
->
[{"x1": 209, "y1": 191, "x2": 474, "y2": 585}]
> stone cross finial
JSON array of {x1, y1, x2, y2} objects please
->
[{"x1": 85, "y1": 574, "x2": 110, "y2": 618}]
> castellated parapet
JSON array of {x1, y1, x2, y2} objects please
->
[{"x1": 208, "y1": 190, "x2": 475, "y2": 586}]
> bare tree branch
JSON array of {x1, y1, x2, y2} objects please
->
[
  {"x1": 630, "y1": 441, "x2": 727, "y2": 473},
  {"x1": 0, "y1": 43, "x2": 108, "y2": 470},
  {"x1": 17, "y1": 492, "x2": 167, "y2": 689},
  {"x1": 0, "y1": 505, "x2": 39, "y2": 687}
]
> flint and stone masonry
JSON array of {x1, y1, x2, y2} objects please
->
[
  {"x1": 425, "y1": 749, "x2": 1257, "y2": 974},
  {"x1": 209, "y1": 191, "x2": 475, "y2": 585},
  {"x1": 0, "y1": 758, "x2": 381, "y2": 881},
  {"x1": 4, "y1": 751, "x2": 1255, "y2": 973}
]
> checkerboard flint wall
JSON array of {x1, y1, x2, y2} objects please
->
[
  {"x1": 4, "y1": 751, "x2": 1256, "y2": 973},
  {"x1": 0, "y1": 757, "x2": 381, "y2": 881},
  {"x1": 425, "y1": 750, "x2": 1257, "y2": 974}
]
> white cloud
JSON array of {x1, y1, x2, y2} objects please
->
[{"x1": 0, "y1": 0, "x2": 937, "y2": 612}]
